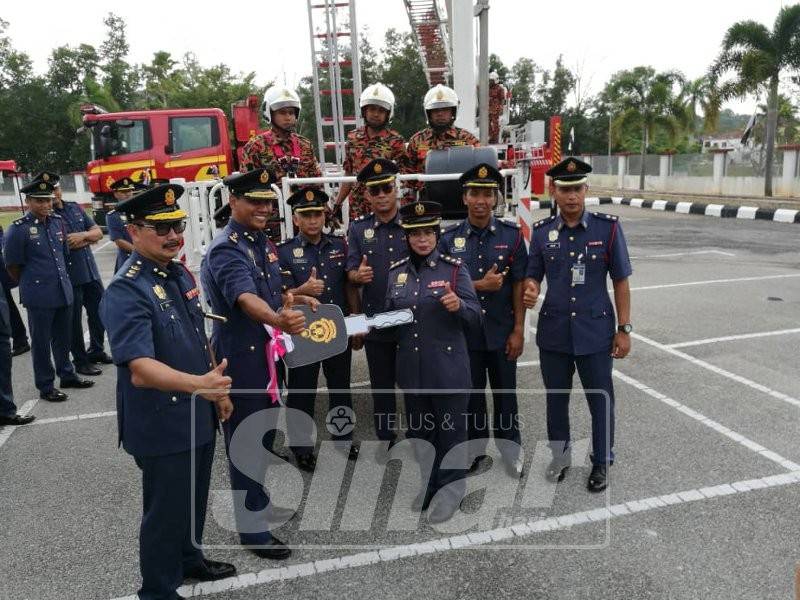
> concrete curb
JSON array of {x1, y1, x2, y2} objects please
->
[{"x1": 527, "y1": 197, "x2": 800, "y2": 224}]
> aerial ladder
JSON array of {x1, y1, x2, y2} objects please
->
[{"x1": 403, "y1": 0, "x2": 451, "y2": 86}]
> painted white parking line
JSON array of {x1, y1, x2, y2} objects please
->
[
  {"x1": 107, "y1": 470, "x2": 800, "y2": 600},
  {"x1": 93, "y1": 240, "x2": 113, "y2": 253},
  {"x1": 31, "y1": 411, "x2": 117, "y2": 426},
  {"x1": 613, "y1": 368, "x2": 800, "y2": 471},
  {"x1": 669, "y1": 328, "x2": 800, "y2": 349},
  {"x1": 631, "y1": 250, "x2": 736, "y2": 259},
  {"x1": 632, "y1": 332, "x2": 800, "y2": 410},
  {"x1": 630, "y1": 273, "x2": 800, "y2": 292},
  {"x1": 0, "y1": 399, "x2": 38, "y2": 450}
]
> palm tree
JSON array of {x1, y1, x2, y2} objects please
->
[
  {"x1": 710, "y1": 5, "x2": 800, "y2": 196},
  {"x1": 681, "y1": 76, "x2": 721, "y2": 135},
  {"x1": 606, "y1": 66, "x2": 686, "y2": 190}
]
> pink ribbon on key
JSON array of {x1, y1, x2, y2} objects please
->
[{"x1": 263, "y1": 325, "x2": 293, "y2": 405}]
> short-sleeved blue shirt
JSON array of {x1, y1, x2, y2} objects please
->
[
  {"x1": 277, "y1": 233, "x2": 349, "y2": 312},
  {"x1": 439, "y1": 216, "x2": 528, "y2": 350},
  {"x1": 2, "y1": 212, "x2": 73, "y2": 308},
  {"x1": 100, "y1": 253, "x2": 216, "y2": 457},
  {"x1": 55, "y1": 201, "x2": 101, "y2": 285},
  {"x1": 106, "y1": 210, "x2": 132, "y2": 273},
  {"x1": 526, "y1": 210, "x2": 632, "y2": 356}
]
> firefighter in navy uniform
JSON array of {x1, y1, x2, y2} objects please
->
[
  {"x1": 48, "y1": 173, "x2": 113, "y2": 372},
  {"x1": 106, "y1": 178, "x2": 141, "y2": 273},
  {"x1": 100, "y1": 183, "x2": 237, "y2": 600},
  {"x1": 0, "y1": 225, "x2": 29, "y2": 355},
  {"x1": 439, "y1": 163, "x2": 528, "y2": 478},
  {"x1": 201, "y1": 168, "x2": 316, "y2": 559},
  {"x1": 523, "y1": 157, "x2": 632, "y2": 492},
  {"x1": 386, "y1": 200, "x2": 482, "y2": 523},
  {"x1": 0, "y1": 274, "x2": 35, "y2": 426},
  {"x1": 2, "y1": 178, "x2": 93, "y2": 402},
  {"x1": 345, "y1": 159, "x2": 408, "y2": 458},
  {"x1": 278, "y1": 187, "x2": 360, "y2": 471}
]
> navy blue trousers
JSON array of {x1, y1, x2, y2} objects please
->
[
  {"x1": 539, "y1": 348, "x2": 615, "y2": 465},
  {"x1": 3, "y1": 285, "x2": 27, "y2": 347},
  {"x1": 364, "y1": 339, "x2": 399, "y2": 441},
  {"x1": 27, "y1": 305, "x2": 76, "y2": 393},
  {"x1": 0, "y1": 333, "x2": 16, "y2": 416},
  {"x1": 222, "y1": 395, "x2": 280, "y2": 545},
  {"x1": 70, "y1": 279, "x2": 106, "y2": 366},
  {"x1": 133, "y1": 441, "x2": 213, "y2": 600},
  {"x1": 287, "y1": 346, "x2": 353, "y2": 455},
  {"x1": 405, "y1": 392, "x2": 468, "y2": 503},
  {"x1": 467, "y1": 350, "x2": 521, "y2": 462}
]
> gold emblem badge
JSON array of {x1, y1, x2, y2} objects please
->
[
  {"x1": 29, "y1": 227, "x2": 38, "y2": 234},
  {"x1": 42, "y1": 173, "x2": 50, "y2": 182},
  {"x1": 153, "y1": 285, "x2": 167, "y2": 300},
  {"x1": 397, "y1": 273, "x2": 407, "y2": 284},
  {"x1": 436, "y1": 89, "x2": 444, "y2": 100},
  {"x1": 566, "y1": 161, "x2": 577, "y2": 173},
  {"x1": 548, "y1": 230, "x2": 558, "y2": 242},
  {"x1": 164, "y1": 189, "x2": 175, "y2": 205},
  {"x1": 364, "y1": 228, "x2": 374, "y2": 239},
  {"x1": 259, "y1": 170, "x2": 269, "y2": 184},
  {"x1": 454, "y1": 237, "x2": 466, "y2": 249},
  {"x1": 282, "y1": 89, "x2": 292, "y2": 99},
  {"x1": 301, "y1": 318, "x2": 337, "y2": 343},
  {"x1": 39, "y1": 183, "x2": 47, "y2": 190},
  {"x1": 414, "y1": 203, "x2": 425, "y2": 216},
  {"x1": 293, "y1": 247, "x2": 304, "y2": 258},
  {"x1": 478, "y1": 166, "x2": 488, "y2": 179},
  {"x1": 123, "y1": 178, "x2": 131, "y2": 185},
  {"x1": 305, "y1": 190, "x2": 315, "y2": 201},
  {"x1": 374, "y1": 163, "x2": 383, "y2": 174}
]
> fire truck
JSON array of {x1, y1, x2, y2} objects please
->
[{"x1": 80, "y1": 95, "x2": 263, "y2": 225}]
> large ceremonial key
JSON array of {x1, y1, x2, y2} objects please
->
[{"x1": 281, "y1": 304, "x2": 413, "y2": 368}]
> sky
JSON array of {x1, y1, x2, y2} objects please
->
[{"x1": 2, "y1": 0, "x2": 794, "y2": 115}]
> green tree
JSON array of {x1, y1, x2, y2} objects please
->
[
  {"x1": 0, "y1": 18, "x2": 34, "y2": 89},
  {"x1": 710, "y1": 4, "x2": 800, "y2": 196},
  {"x1": 605, "y1": 66, "x2": 686, "y2": 189},
  {"x1": 99, "y1": 13, "x2": 138, "y2": 108},
  {"x1": 680, "y1": 76, "x2": 721, "y2": 135},
  {"x1": 379, "y1": 29, "x2": 427, "y2": 137}
]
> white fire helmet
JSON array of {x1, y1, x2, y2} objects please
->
[
  {"x1": 261, "y1": 86, "x2": 302, "y2": 123},
  {"x1": 489, "y1": 71, "x2": 499, "y2": 82},
  {"x1": 423, "y1": 84, "x2": 459, "y2": 112},
  {"x1": 360, "y1": 83, "x2": 395, "y2": 120}
]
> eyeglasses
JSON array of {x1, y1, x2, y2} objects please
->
[
  {"x1": 367, "y1": 183, "x2": 394, "y2": 197},
  {"x1": 134, "y1": 220, "x2": 187, "y2": 236},
  {"x1": 242, "y1": 196, "x2": 275, "y2": 206}
]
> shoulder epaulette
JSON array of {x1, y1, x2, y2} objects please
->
[
  {"x1": 441, "y1": 253, "x2": 462, "y2": 265},
  {"x1": 228, "y1": 231, "x2": 239, "y2": 244},
  {"x1": 533, "y1": 215, "x2": 556, "y2": 229},
  {"x1": 441, "y1": 222, "x2": 460, "y2": 234},
  {"x1": 123, "y1": 259, "x2": 143, "y2": 280},
  {"x1": 389, "y1": 256, "x2": 410, "y2": 270},
  {"x1": 500, "y1": 217, "x2": 520, "y2": 228},
  {"x1": 12, "y1": 218, "x2": 23, "y2": 226},
  {"x1": 107, "y1": 209, "x2": 117, "y2": 215},
  {"x1": 592, "y1": 211, "x2": 619, "y2": 222},
  {"x1": 276, "y1": 239, "x2": 291, "y2": 247},
  {"x1": 51, "y1": 213, "x2": 63, "y2": 219},
  {"x1": 353, "y1": 213, "x2": 373, "y2": 223}
]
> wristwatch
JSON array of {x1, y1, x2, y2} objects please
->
[{"x1": 617, "y1": 323, "x2": 633, "y2": 334}]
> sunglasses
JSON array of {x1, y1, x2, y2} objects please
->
[
  {"x1": 367, "y1": 183, "x2": 394, "y2": 197},
  {"x1": 242, "y1": 196, "x2": 275, "y2": 206},
  {"x1": 135, "y1": 220, "x2": 187, "y2": 236}
]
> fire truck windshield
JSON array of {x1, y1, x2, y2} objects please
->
[{"x1": 91, "y1": 119, "x2": 151, "y2": 160}]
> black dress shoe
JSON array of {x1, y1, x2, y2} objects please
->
[
  {"x1": 296, "y1": 453, "x2": 317, "y2": 472},
  {"x1": 250, "y1": 537, "x2": 291, "y2": 560},
  {"x1": 0, "y1": 413, "x2": 36, "y2": 426},
  {"x1": 545, "y1": 459, "x2": 570, "y2": 483},
  {"x1": 184, "y1": 558, "x2": 236, "y2": 581},
  {"x1": 75, "y1": 364, "x2": 102, "y2": 376},
  {"x1": 11, "y1": 342, "x2": 30, "y2": 356},
  {"x1": 411, "y1": 488, "x2": 432, "y2": 512},
  {"x1": 587, "y1": 464, "x2": 608, "y2": 493},
  {"x1": 88, "y1": 351, "x2": 114, "y2": 365},
  {"x1": 504, "y1": 457, "x2": 524, "y2": 479},
  {"x1": 60, "y1": 377, "x2": 94, "y2": 389},
  {"x1": 40, "y1": 389, "x2": 68, "y2": 402}
]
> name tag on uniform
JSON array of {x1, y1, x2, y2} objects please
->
[
  {"x1": 184, "y1": 287, "x2": 200, "y2": 300},
  {"x1": 572, "y1": 264, "x2": 586, "y2": 285},
  {"x1": 428, "y1": 280, "x2": 447, "y2": 288},
  {"x1": 587, "y1": 240, "x2": 604, "y2": 247},
  {"x1": 545, "y1": 242, "x2": 560, "y2": 250}
]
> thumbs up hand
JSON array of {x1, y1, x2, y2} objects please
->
[
  {"x1": 277, "y1": 292, "x2": 306, "y2": 334},
  {"x1": 199, "y1": 358, "x2": 233, "y2": 404},
  {"x1": 522, "y1": 278, "x2": 540, "y2": 309},
  {"x1": 440, "y1": 281, "x2": 461, "y2": 313},
  {"x1": 301, "y1": 266, "x2": 325, "y2": 297},
  {"x1": 481, "y1": 262, "x2": 504, "y2": 292},
  {"x1": 354, "y1": 254, "x2": 374, "y2": 284}
]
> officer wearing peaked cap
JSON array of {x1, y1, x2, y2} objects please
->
[
  {"x1": 107, "y1": 177, "x2": 147, "y2": 273},
  {"x1": 385, "y1": 200, "x2": 482, "y2": 523},
  {"x1": 439, "y1": 163, "x2": 528, "y2": 478},
  {"x1": 99, "y1": 183, "x2": 237, "y2": 599},
  {"x1": 346, "y1": 158, "x2": 409, "y2": 455},
  {"x1": 279, "y1": 186, "x2": 359, "y2": 471},
  {"x1": 2, "y1": 178, "x2": 93, "y2": 402},
  {"x1": 523, "y1": 157, "x2": 632, "y2": 492},
  {"x1": 201, "y1": 168, "x2": 316, "y2": 559}
]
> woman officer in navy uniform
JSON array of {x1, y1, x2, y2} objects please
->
[{"x1": 385, "y1": 200, "x2": 482, "y2": 524}]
